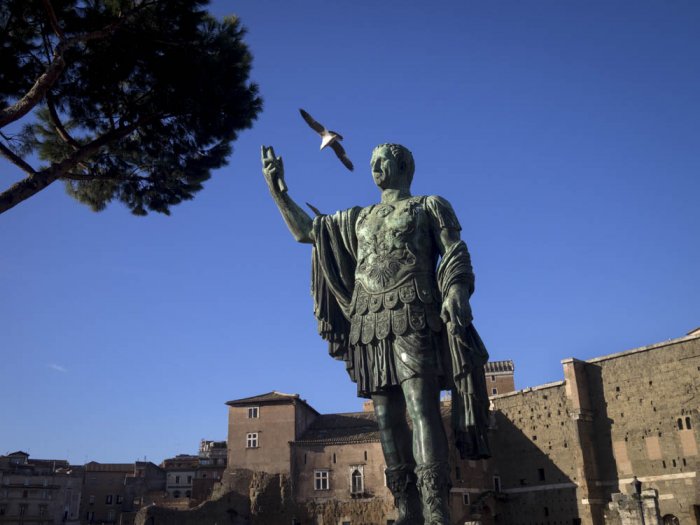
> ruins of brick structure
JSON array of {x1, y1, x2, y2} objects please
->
[{"x1": 210, "y1": 331, "x2": 697, "y2": 525}]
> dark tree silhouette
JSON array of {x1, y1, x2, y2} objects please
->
[{"x1": 0, "y1": 0, "x2": 262, "y2": 215}]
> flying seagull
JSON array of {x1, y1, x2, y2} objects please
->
[{"x1": 299, "y1": 108, "x2": 354, "y2": 171}]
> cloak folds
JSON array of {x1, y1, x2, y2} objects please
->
[{"x1": 311, "y1": 208, "x2": 491, "y2": 460}]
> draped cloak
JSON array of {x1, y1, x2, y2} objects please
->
[{"x1": 311, "y1": 204, "x2": 491, "y2": 460}]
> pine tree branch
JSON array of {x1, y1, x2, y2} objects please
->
[
  {"x1": 42, "y1": 0, "x2": 66, "y2": 41},
  {"x1": 0, "y1": 141, "x2": 37, "y2": 177},
  {"x1": 0, "y1": 5, "x2": 152, "y2": 129},
  {"x1": 0, "y1": 116, "x2": 156, "y2": 215},
  {"x1": 46, "y1": 93, "x2": 81, "y2": 149}
]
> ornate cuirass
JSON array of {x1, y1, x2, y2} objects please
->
[{"x1": 349, "y1": 197, "x2": 442, "y2": 345}]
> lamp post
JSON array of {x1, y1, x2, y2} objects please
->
[{"x1": 633, "y1": 476, "x2": 645, "y2": 525}]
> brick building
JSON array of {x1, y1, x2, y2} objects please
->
[
  {"x1": 224, "y1": 359, "x2": 517, "y2": 524},
  {"x1": 223, "y1": 330, "x2": 698, "y2": 525},
  {"x1": 489, "y1": 329, "x2": 699, "y2": 525},
  {"x1": 0, "y1": 451, "x2": 82, "y2": 525},
  {"x1": 79, "y1": 461, "x2": 165, "y2": 525}
]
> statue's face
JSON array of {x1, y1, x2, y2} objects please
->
[{"x1": 370, "y1": 147, "x2": 399, "y2": 190}]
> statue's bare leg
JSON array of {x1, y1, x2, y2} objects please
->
[
  {"x1": 401, "y1": 376, "x2": 451, "y2": 525},
  {"x1": 373, "y1": 388, "x2": 423, "y2": 524}
]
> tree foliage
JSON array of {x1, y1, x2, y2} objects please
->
[{"x1": 0, "y1": 0, "x2": 262, "y2": 215}]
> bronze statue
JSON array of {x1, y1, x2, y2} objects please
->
[{"x1": 261, "y1": 143, "x2": 490, "y2": 525}]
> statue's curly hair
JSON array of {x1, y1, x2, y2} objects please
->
[{"x1": 372, "y1": 143, "x2": 415, "y2": 184}]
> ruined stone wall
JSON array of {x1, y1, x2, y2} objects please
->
[
  {"x1": 486, "y1": 333, "x2": 699, "y2": 525},
  {"x1": 588, "y1": 335, "x2": 699, "y2": 524},
  {"x1": 490, "y1": 382, "x2": 583, "y2": 525}
]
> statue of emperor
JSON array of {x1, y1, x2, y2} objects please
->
[{"x1": 261, "y1": 143, "x2": 491, "y2": 525}]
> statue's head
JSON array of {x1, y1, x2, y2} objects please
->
[{"x1": 370, "y1": 143, "x2": 415, "y2": 190}]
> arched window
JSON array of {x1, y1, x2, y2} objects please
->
[
  {"x1": 351, "y1": 468, "x2": 363, "y2": 495},
  {"x1": 185, "y1": 491, "x2": 191, "y2": 498},
  {"x1": 677, "y1": 418, "x2": 683, "y2": 430},
  {"x1": 686, "y1": 416, "x2": 692, "y2": 429},
  {"x1": 173, "y1": 491, "x2": 180, "y2": 499}
]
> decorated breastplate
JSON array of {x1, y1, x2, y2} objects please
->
[{"x1": 349, "y1": 197, "x2": 442, "y2": 345}]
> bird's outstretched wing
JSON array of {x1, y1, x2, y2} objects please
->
[
  {"x1": 330, "y1": 141, "x2": 354, "y2": 171},
  {"x1": 299, "y1": 109, "x2": 326, "y2": 134}
]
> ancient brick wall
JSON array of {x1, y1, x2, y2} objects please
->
[
  {"x1": 490, "y1": 382, "x2": 583, "y2": 524},
  {"x1": 587, "y1": 335, "x2": 699, "y2": 524}
]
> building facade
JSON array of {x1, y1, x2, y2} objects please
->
[{"x1": 0, "y1": 451, "x2": 82, "y2": 525}]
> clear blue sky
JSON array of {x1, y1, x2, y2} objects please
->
[{"x1": 1, "y1": 0, "x2": 698, "y2": 465}]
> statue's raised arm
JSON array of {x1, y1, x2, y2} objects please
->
[{"x1": 260, "y1": 145, "x2": 314, "y2": 244}]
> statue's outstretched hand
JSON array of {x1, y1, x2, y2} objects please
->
[
  {"x1": 441, "y1": 285, "x2": 473, "y2": 335},
  {"x1": 261, "y1": 145, "x2": 287, "y2": 194}
]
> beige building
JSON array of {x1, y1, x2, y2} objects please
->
[
  {"x1": 161, "y1": 455, "x2": 198, "y2": 501},
  {"x1": 0, "y1": 451, "x2": 82, "y2": 525},
  {"x1": 79, "y1": 461, "x2": 165, "y2": 525}
]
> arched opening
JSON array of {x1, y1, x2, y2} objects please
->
[
  {"x1": 351, "y1": 469, "x2": 363, "y2": 495},
  {"x1": 662, "y1": 515, "x2": 679, "y2": 525},
  {"x1": 173, "y1": 490, "x2": 180, "y2": 499}
]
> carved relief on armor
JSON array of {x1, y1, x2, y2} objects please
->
[
  {"x1": 408, "y1": 302, "x2": 426, "y2": 331},
  {"x1": 384, "y1": 290, "x2": 399, "y2": 309},
  {"x1": 349, "y1": 314, "x2": 362, "y2": 345},
  {"x1": 376, "y1": 310, "x2": 391, "y2": 340},
  {"x1": 361, "y1": 312, "x2": 376, "y2": 344},
  {"x1": 399, "y1": 283, "x2": 417, "y2": 304},
  {"x1": 391, "y1": 306, "x2": 408, "y2": 336},
  {"x1": 369, "y1": 294, "x2": 383, "y2": 313}
]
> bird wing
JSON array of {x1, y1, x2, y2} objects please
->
[
  {"x1": 330, "y1": 141, "x2": 354, "y2": 171},
  {"x1": 299, "y1": 109, "x2": 326, "y2": 134}
]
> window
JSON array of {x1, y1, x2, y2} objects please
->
[
  {"x1": 491, "y1": 375, "x2": 496, "y2": 382},
  {"x1": 86, "y1": 511, "x2": 95, "y2": 522},
  {"x1": 491, "y1": 388, "x2": 498, "y2": 395},
  {"x1": 106, "y1": 494, "x2": 113, "y2": 504},
  {"x1": 22, "y1": 489, "x2": 28, "y2": 498},
  {"x1": 107, "y1": 509, "x2": 115, "y2": 521},
  {"x1": 247, "y1": 406, "x2": 259, "y2": 419},
  {"x1": 0, "y1": 504, "x2": 6, "y2": 516},
  {"x1": 333, "y1": 453, "x2": 337, "y2": 464},
  {"x1": 19, "y1": 504, "x2": 27, "y2": 516},
  {"x1": 314, "y1": 470, "x2": 329, "y2": 490},
  {"x1": 39, "y1": 504, "x2": 48, "y2": 516},
  {"x1": 678, "y1": 418, "x2": 683, "y2": 430},
  {"x1": 686, "y1": 417, "x2": 692, "y2": 429},
  {"x1": 538, "y1": 468, "x2": 545, "y2": 481},
  {"x1": 116, "y1": 495, "x2": 123, "y2": 505},
  {"x1": 246, "y1": 432, "x2": 259, "y2": 448},
  {"x1": 351, "y1": 468, "x2": 364, "y2": 495},
  {"x1": 185, "y1": 491, "x2": 191, "y2": 498},
  {"x1": 174, "y1": 490, "x2": 181, "y2": 498},
  {"x1": 493, "y1": 475, "x2": 501, "y2": 493},
  {"x1": 89, "y1": 495, "x2": 95, "y2": 505},
  {"x1": 187, "y1": 475, "x2": 192, "y2": 484},
  {"x1": 462, "y1": 492, "x2": 470, "y2": 505}
]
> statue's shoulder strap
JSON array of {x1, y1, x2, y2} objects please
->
[{"x1": 424, "y1": 195, "x2": 462, "y2": 231}]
